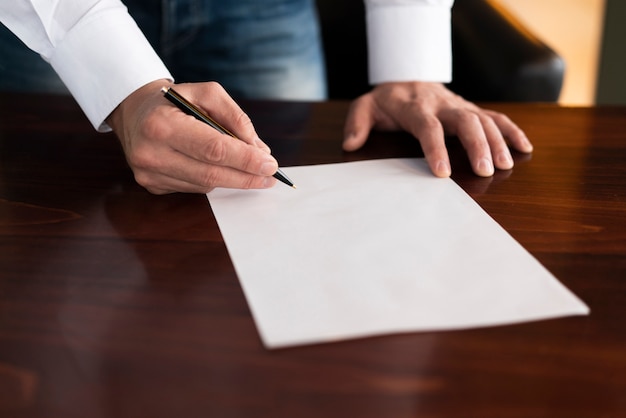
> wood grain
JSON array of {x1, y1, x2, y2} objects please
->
[{"x1": 1, "y1": 94, "x2": 625, "y2": 417}]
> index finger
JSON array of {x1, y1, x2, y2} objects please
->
[
  {"x1": 164, "y1": 108, "x2": 279, "y2": 177},
  {"x1": 178, "y1": 82, "x2": 268, "y2": 150},
  {"x1": 399, "y1": 106, "x2": 451, "y2": 177}
]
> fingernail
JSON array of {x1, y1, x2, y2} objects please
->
[
  {"x1": 477, "y1": 158, "x2": 494, "y2": 176},
  {"x1": 497, "y1": 151, "x2": 513, "y2": 169},
  {"x1": 262, "y1": 176, "x2": 277, "y2": 188},
  {"x1": 436, "y1": 160, "x2": 451, "y2": 177},
  {"x1": 343, "y1": 132, "x2": 358, "y2": 149},
  {"x1": 523, "y1": 137, "x2": 534, "y2": 152},
  {"x1": 261, "y1": 159, "x2": 278, "y2": 175}
]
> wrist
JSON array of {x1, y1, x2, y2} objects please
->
[{"x1": 107, "y1": 79, "x2": 173, "y2": 133}]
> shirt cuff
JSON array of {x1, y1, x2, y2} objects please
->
[
  {"x1": 366, "y1": 3, "x2": 452, "y2": 84},
  {"x1": 48, "y1": 5, "x2": 172, "y2": 132}
]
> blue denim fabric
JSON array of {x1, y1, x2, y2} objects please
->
[
  {"x1": 0, "y1": 24, "x2": 69, "y2": 94},
  {"x1": 0, "y1": 0, "x2": 327, "y2": 100}
]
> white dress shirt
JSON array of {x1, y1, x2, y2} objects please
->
[
  {"x1": 364, "y1": 0, "x2": 453, "y2": 84},
  {"x1": 0, "y1": 0, "x2": 453, "y2": 131},
  {"x1": 0, "y1": 0, "x2": 172, "y2": 131}
]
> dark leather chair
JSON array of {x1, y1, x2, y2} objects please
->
[{"x1": 316, "y1": 0, "x2": 565, "y2": 102}]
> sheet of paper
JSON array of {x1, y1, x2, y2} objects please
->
[{"x1": 208, "y1": 158, "x2": 589, "y2": 349}]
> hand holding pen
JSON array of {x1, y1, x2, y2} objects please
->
[
  {"x1": 162, "y1": 86, "x2": 295, "y2": 188},
  {"x1": 106, "y1": 80, "x2": 288, "y2": 194}
]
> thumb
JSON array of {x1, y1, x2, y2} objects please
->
[{"x1": 342, "y1": 95, "x2": 376, "y2": 151}]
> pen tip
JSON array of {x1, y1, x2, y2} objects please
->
[
  {"x1": 292, "y1": 185, "x2": 297, "y2": 189},
  {"x1": 160, "y1": 86, "x2": 169, "y2": 94}
]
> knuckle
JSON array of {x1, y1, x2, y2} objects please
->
[
  {"x1": 238, "y1": 158, "x2": 255, "y2": 175},
  {"x1": 133, "y1": 170, "x2": 158, "y2": 192},
  {"x1": 241, "y1": 175, "x2": 258, "y2": 190},
  {"x1": 458, "y1": 110, "x2": 481, "y2": 127},
  {"x1": 203, "y1": 139, "x2": 228, "y2": 163},
  {"x1": 388, "y1": 84, "x2": 407, "y2": 100},
  {"x1": 418, "y1": 114, "x2": 441, "y2": 131},
  {"x1": 234, "y1": 110, "x2": 253, "y2": 131},
  {"x1": 205, "y1": 81, "x2": 225, "y2": 95},
  {"x1": 405, "y1": 99, "x2": 427, "y2": 115},
  {"x1": 198, "y1": 168, "x2": 221, "y2": 189},
  {"x1": 127, "y1": 145, "x2": 156, "y2": 170},
  {"x1": 139, "y1": 112, "x2": 172, "y2": 143}
]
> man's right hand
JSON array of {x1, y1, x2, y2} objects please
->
[{"x1": 107, "y1": 79, "x2": 278, "y2": 194}]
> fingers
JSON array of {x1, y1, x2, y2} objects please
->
[
  {"x1": 128, "y1": 109, "x2": 278, "y2": 192},
  {"x1": 402, "y1": 111, "x2": 452, "y2": 178},
  {"x1": 441, "y1": 108, "x2": 535, "y2": 176},
  {"x1": 176, "y1": 82, "x2": 272, "y2": 152},
  {"x1": 439, "y1": 110, "x2": 494, "y2": 176},
  {"x1": 132, "y1": 151, "x2": 278, "y2": 194},
  {"x1": 343, "y1": 95, "x2": 376, "y2": 151},
  {"x1": 110, "y1": 80, "x2": 279, "y2": 194},
  {"x1": 484, "y1": 110, "x2": 533, "y2": 153},
  {"x1": 342, "y1": 83, "x2": 532, "y2": 179},
  {"x1": 159, "y1": 105, "x2": 278, "y2": 174},
  {"x1": 479, "y1": 113, "x2": 513, "y2": 171},
  {"x1": 128, "y1": 138, "x2": 278, "y2": 194}
]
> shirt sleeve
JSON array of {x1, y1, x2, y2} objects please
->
[
  {"x1": 0, "y1": 0, "x2": 172, "y2": 132},
  {"x1": 364, "y1": 0, "x2": 454, "y2": 84}
]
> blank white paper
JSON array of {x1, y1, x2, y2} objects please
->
[{"x1": 207, "y1": 158, "x2": 589, "y2": 349}]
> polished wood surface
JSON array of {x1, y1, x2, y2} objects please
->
[{"x1": 1, "y1": 94, "x2": 625, "y2": 417}]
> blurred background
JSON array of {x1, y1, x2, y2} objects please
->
[{"x1": 494, "y1": 0, "x2": 625, "y2": 105}]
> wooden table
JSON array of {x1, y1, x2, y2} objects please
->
[{"x1": 1, "y1": 94, "x2": 625, "y2": 417}]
